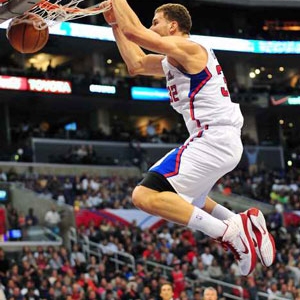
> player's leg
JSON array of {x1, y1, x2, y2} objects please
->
[
  {"x1": 132, "y1": 172, "x2": 255, "y2": 276},
  {"x1": 132, "y1": 182, "x2": 228, "y2": 239},
  {"x1": 132, "y1": 129, "x2": 256, "y2": 275},
  {"x1": 203, "y1": 196, "x2": 235, "y2": 219}
]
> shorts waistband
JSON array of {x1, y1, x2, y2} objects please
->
[{"x1": 198, "y1": 124, "x2": 241, "y2": 134}]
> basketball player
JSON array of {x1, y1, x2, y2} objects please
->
[{"x1": 101, "y1": 0, "x2": 276, "y2": 275}]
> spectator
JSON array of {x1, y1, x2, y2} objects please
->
[
  {"x1": 6, "y1": 204, "x2": 19, "y2": 229},
  {"x1": 194, "y1": 288, "x2": 202, "y2": 300},
  {"x1": 179, "y1": 290, "x2": 189, "y2": 300},
  {"x1": 0, "y1": 287, "x2": 6, "y2": 300},
  {"x1": 49, "y1": 251, "x2": 63, "y2": 270},
  {"x1": 192, "y1": 261, "x2": 210, "y2": 281},
  {"x1": 122, "y1": 278, "x2": 139, "y2": 300},
  {"x1": 159, "y1": 282, "x2": 174, "y2": 300},
  {"x1": 70, "y1": 244, "x2": 86, "y2": 268},
  {"x1": 139, "y1": 286, "x2": 152, "y2": 300},
  {"x1": 201, "y1": 247, "x2": 215, "y2": 268},
  {"x1": 63, "y1": 177, "x2": 74, "y2": 205},
  {"x1": 70, "y1": 282, "x2": 85, "y2": 300},
  {"x1": 276, "y1": 283, "x2": 293, "y2": 299},
  {"x1": 86, "y1": 256, "x2": 99, "y2": 272},
  {"x1": 146, "y1": 120, "x2": 156, "y2": 142},
  {"x1": 44, "y1": 205, "x2": 61, "y2": 234},
  {"x1": 9, "y1": 286, "x2": 25, "y2": 300},
  {"x1": 247, "y1": 277, "x2": 259, "y2": 300},
  {"x1": 0, "y1": 169, "x2": 7, "y2": 182},
  {"x1": 207, "y1": 259, "x2": 223, "y2": 280},
  {"x1": 267, "y1": 282, "x2": 279, "y2": 300},
  {"x1": 203, "y1": 287, "x2": 218, "y2": 300},
  {"x1": 18, "y1": 211, "x2": 26, "y2": 229},
  {"x1": 25, "y1": 208, "x2": 38, "y2": 227},
  {"x1": 47, "y1": 176, "x2": 62, "y2": 200},
  {"x1": 0, "y1": 247, "x2": 10, "y2": 279},
  {"x1": 21, "y1": 279, "x2": 39, "y2": 298},
  {"x1": 232, "y1": 277, "x2": 250, "y2": 300},
  {"x1": 87, "y1": 290, "x2": 101, "y2": 300},
  {"x1": 171, "y1": 261, "x2": 185, "y2": 300}
]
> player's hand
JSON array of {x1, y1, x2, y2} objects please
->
[{"x1": 100, "y1": 0, "x2": 117, "y2": 26}]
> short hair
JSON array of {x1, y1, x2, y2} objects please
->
[
  {"x1": 155, "y1": 3, "x2": 192, "y2": 34},
  {"x1": 204, "y1": 287, "x2": 218, "y2": 296},
  {"x1": 160, "y1": 282, "x2": 173, "y2": 292}
]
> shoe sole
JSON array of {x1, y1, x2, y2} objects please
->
[
  {"x1": 247, "y1": 208, "x2": 276, "y2": 267},
  {"x1": 240, "y1": 213, "x2": 257, "y2": 276}
]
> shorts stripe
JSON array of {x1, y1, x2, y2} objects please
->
[{"x1": 150, "y1": 130, "x2": 204, "y2": 178}]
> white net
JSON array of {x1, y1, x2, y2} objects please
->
[
  {"x1": 16, "y1": 0, "x2": 111, "y2": 28},
  {"x1": 7, "y1": 12, "x2": 48, "y2": 30}
]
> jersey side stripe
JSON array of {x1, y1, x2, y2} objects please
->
[{"x1": 188, "y1": 67, "x2": 212, "y2": 128}]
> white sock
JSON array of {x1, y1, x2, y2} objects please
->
[
  {"x1": 211, "y1": 204, "x2": 236, "y2": 220},
  {"x1": 187, "y1": 206, "x2": 227, "y2": 239}
]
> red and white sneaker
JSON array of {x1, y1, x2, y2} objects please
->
[
  {"x1": 246, "y1": 207, "x2": 276, "y2": 267},
  {"x1": 222, "y1": 213, "x2": 256, "y2": 276}
]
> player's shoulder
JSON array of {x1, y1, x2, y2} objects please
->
[{"x1": 165, "y1": 36, "x2": 205, "y2": 53}]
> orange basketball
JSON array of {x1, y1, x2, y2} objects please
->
[{"x1": 7, "y1": 13, "x2": 49, "y2": 54}]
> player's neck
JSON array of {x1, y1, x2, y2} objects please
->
[{"x1": 171, "y1": 32, "x2": 189, "y2": 39}]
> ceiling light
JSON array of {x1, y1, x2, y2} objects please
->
[{"x1": 249, "y1": 72, "x2": 256, "y2": 78}]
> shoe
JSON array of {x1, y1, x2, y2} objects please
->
[
  {"x1": 222, "y1": 213, "x2": 256, "y2": 276},
  {"x1": 246, "y1": 207, "x2": 276, "y2": 267}
]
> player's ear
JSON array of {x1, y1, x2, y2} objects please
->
[{"x1": 169, "y1": 21, "x2": 178, "y2": 34}]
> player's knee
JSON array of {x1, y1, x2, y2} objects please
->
[
  {"x1": 132, "y1": 186, "x2": 154, "y2": 211},
  {"x1": 132, "y1": 186, "x2": 145, "y2": 209}
]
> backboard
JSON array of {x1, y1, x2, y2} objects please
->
[{"x1": 0, "y1": 0, "x2": 41, "y2": 24}]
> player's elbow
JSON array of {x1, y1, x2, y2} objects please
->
[
  {"x1": 122, "y1": 25, "x2": 140, "y2": 43},
  {"x1": 127, "y1": 67, "x2": 139, "y2": 76},
  {"x1": 127, "y1": 58, "x2": 145, "y2": 76}
]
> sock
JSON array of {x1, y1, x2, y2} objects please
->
[
  {"x1": 211, "y1": 204, "x2": 236, "y2": 220},
  {"x1": 187, "y1": 206, "x2": 227, "y2": 239}
]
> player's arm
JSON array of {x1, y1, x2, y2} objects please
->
[
  {"x1": 112, "y1": 25, "x2": 165, "y2": 76},
  {"x1": 100, "y1": 1, "x2": 164, "y2": 76},
  {"x1": 111, "y1": 0, "x2": 204, "y2": 72}
]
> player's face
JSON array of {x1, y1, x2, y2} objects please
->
[{"x1": 150, "y1": 12, "x2": 172, "y2": 36}]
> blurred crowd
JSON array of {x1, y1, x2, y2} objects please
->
[
  {"x1": 215, "y1": 167, "x2": 300, "y2": 211},
  {"x1": 0, "y1": 215, "x2": 299, "y2": 300},
  {"x1": 0, "y1": 165, "x2": 299, "y2": 299},
  {"x1": 10, "y1": 117, "x2": 189, "y2": 145},
  {"x1": 1, "y1": 165, "x2": 299, "y2": 212}
]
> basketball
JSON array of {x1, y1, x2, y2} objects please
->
[{"x1": 6, "y1": 13, "x2": 49, "y2": 54}]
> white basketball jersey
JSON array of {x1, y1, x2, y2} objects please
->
[{"x1": 161, "y1": 40, "x2": 244, "y2": 137}]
